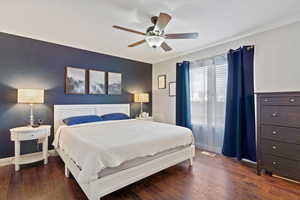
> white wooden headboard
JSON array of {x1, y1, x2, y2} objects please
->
[{"x1": 54, "y1": 104, "x2": 130, "y2": 133}]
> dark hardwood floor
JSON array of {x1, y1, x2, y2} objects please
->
[{"x1": 1, "y1": 150, "x2": 300, "y2": 200}]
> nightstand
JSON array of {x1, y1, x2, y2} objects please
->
[
  {"x1": 10, "y1": 125, "x2": 51, "y2": 171},
  {"x1": 136, "y1": 116, "x2": 153, "y2": 121}
]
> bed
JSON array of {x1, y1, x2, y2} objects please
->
[{"x1": 53, "y1": 104, "x2": 195, "y2": 200}]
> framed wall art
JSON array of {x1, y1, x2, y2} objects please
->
[
  {"x1": 65, "y1": 66, "x2": 86, "y2": 94},
  {"x1": 89, "y1": 69, "x2": 106, "y2": 95},
  {"x1": 108, "y1": 72, "x2": 122, "y2": 95},
  {"x1": 169, "y1": 82, "x2": 176, "y2": 97},
  {"x1": 158, "y1": 75, "x2": 166, "y2": 89}
]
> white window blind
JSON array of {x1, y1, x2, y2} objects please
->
[{"x1": 190, "y1": 55, "x2": 228, "y2": 153}]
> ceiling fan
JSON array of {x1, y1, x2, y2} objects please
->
[{"x1": 113, "y1": 12, "x2": 199, "y2": 52}]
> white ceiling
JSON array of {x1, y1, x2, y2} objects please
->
[{"x1": 1, "y1": 0, "x2": 300, "y2": 64}]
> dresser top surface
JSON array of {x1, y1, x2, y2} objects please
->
[{"x1": 256, "y1": 91, "x2": 300, "y2": 96}]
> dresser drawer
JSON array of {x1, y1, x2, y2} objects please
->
[
  {"x1": 261, "y1": 106, "x2": 300, "y2": 127},
  {"x1": 261, "y1": 139, "x2": 300, "y2": 161},
  {"x1": 260, "y1": 96, "x2": 300, "y2": 106},
  {"x1": 261, "y1": 125, "x2": 300, "y2": 144},
  {"x1": 262, "y1": 154, "x2": 300, "y2": 180}
]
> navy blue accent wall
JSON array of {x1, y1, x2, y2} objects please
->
[{"x1": 0, "y1": 32, "x2": 152, "y2": 159}]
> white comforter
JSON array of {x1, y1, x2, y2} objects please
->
[{"x1": 53, "y1": 119, "x2": 193, "y2": 183}]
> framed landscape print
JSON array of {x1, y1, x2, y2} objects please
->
[
  {"x1": 108, "y1": 72, "x2": 122, "y2": 95},
  {"x1": 158, "y1": 75, "x2": 166, "y2": 89},
  {"x1": 65, "y1": 67, "x2": 86, "y2": 94},
  {"x1": 169, "y1": 82, "x2": 176, "y2": 97},
  {"x1": 89, "y1": 70, "x2": 106, "y2": 95}
]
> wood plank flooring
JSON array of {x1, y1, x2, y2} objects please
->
[{"x1": 1, "y1": 150, "x2": 300, "y2": 200}]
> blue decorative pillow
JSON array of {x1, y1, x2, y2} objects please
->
[
  {"x1": 101, "y1": 113, "x2": 130, "y2": 121},
  {"x1": 63, "y1": 115, "x2": 103, "y2": 126}
]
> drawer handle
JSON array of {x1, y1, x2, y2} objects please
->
[
  {"x1": 264, "y1": 98, "x2": 269, "y2": 102},
  {"x1": 272, "y1": 131, "x2": 277, "y2": 135},
  {"x1": 272, "y1": 112, "x2": 279, "y2": 117},
  {"x1": 289, "y1": 98, "x2": 296, "y2": 103},
  {"x1": 272, "y1": 161, "x2": 277, "y2": 165},
  {"x1": 272, "y1": 146, "x2": 277, "y2": 150}
]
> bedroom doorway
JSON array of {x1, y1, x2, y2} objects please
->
[{"x1": 190, "y1": 55, "x2": 228, "y2": 153}]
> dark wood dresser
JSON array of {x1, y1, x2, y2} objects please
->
[{"x1": 257, "y1": 92, "x2": 300, "y2": 181}]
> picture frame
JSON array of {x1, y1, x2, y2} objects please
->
[
  {"x1": 169, "y1": 82, "x2": 176, "y2": 97},
  {"x1": 88, "y1": 69, "x2": 106, "y2": 95},
  {"x1": 65, "y1": 66, "x2": 86, "y2": 94},
  {"x1": 108, "y1": 72, "x2": 122, "y2": 95},
  {"x1": 158, "y1": 75, "x2": 166, "y2": 89}
]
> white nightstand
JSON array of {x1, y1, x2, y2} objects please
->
[
  {"x1": 136, "y1": 116, "x2": 153, "y2": 121},
  {"x1": 10, "y1": 125, "x2": 51, "y2": 171}
]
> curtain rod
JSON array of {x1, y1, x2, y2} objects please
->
[
  {"x1": 190, "y1": 53, "x2": 227, "y2": 63},
  {"x1": 231, "y1": 45, "x2": 254, "y2": 52},
  {"x1": 186, "y1": 45, "x2": 255, "y2": 63}
]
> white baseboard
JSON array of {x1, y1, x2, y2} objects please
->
[
  {"x1": 195, "y1": 143, "x2": 222, "y2": 154},
  {"x1": 242, "y1": 158, "x2": 257, "y2": 165},
  {"x1": 0, "y1": 149, "x2": 57, "y2": 167}
]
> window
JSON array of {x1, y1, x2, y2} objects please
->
[{"x1": 190, "y1": 55, "x2": 227, "y2": 153}]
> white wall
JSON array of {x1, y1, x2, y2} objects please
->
[{"x1": 153, "y1": 21, "x2": 300, "y2": 123}]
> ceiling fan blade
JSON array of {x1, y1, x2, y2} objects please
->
[
  {"x1": 166, "y1": 33, "x2": 199, "y2": 39},
  {"x1": 128, "y1": 40, "x2": 146, "y2": 47},
  {"x1": 113, "y1": 25, "x2": 146, "y2": 36},
  {"x1": 161, "y1": 42, "x2": 172, "y2": 52},
  {"x1": 154, "y1": 13, "x2": 172, "y2": 32}
]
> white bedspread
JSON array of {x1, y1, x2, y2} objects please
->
[{"x1": 53, "y1": 119, "x2": 193, "y2": 183}]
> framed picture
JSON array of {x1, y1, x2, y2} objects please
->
[
  {"x1": 65, "y1": 66, "x2": 86, "y2": 94},
  {"x1": 158, "y1": 75, "x2": 166, "y2": 89},
  {"x1": 89, "y1": 70, "x2": 106, "y2": 95},
  {"x1": 108, "y1": 72, "x2": 122, "y2": 95},
  {"x1": 169, "y1": 82, "x2": 176, "y2": 97}
]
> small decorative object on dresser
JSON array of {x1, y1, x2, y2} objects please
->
[
  {"x1": 169, "y1": 82, "x2": 176, "y2": 96},
  {"x1": 10, "y1": 125, "x2": 51, "y2": 171},
  {"x1": 158, "y1": 75, "x2": 166, "y2": 89},
  {"x1": 257, "y1": 92, "x2": 300, "y2": 182},
  {"x1": 17, "y1": 88, "x2": 44, "y2": 127},
  {"x1": 65, "y1": 66, "x2": 86, "y2": 94},
  {"x1": 108, "y1": 72, "x2": 122, "y2": 95},
  {"x1": 89, "y1": 69, "x2": 106, "y2": 95}
]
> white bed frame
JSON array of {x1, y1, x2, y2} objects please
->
[{"x1": 54, "y1": 104, "x2": 195, "y2": 200}]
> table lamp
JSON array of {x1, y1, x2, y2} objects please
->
[
  {"x1": 134, "y1": 93, "x2": 149, "y2": 118},
  {"x1": 17, "y1": 89, "x2": 44, "y2": 127}
]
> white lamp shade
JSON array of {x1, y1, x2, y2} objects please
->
[
  {"x1": 145, "y1": 35, "x2": 165, "y2": 47},
  {"x1": 18, "y1": 89, "x2": 44, "y2": 104},
  {"x1": 134, "y1": 93, "x2": 149, "y2": 103}
]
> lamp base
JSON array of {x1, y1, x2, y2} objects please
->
[
  {"x1": 28, "y1": 104, "x2": 38, "y2": 128},
  {"x1": 139, "y1": 112, "x2": 149, "y2": 118}
]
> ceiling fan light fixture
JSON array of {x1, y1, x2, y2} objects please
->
[
  {"x1": 145, "y1": 35, "x2": 165, "y2": 48},
  {"x1": 113, "y1": 12, "x2": 199, "y2": 52}
]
